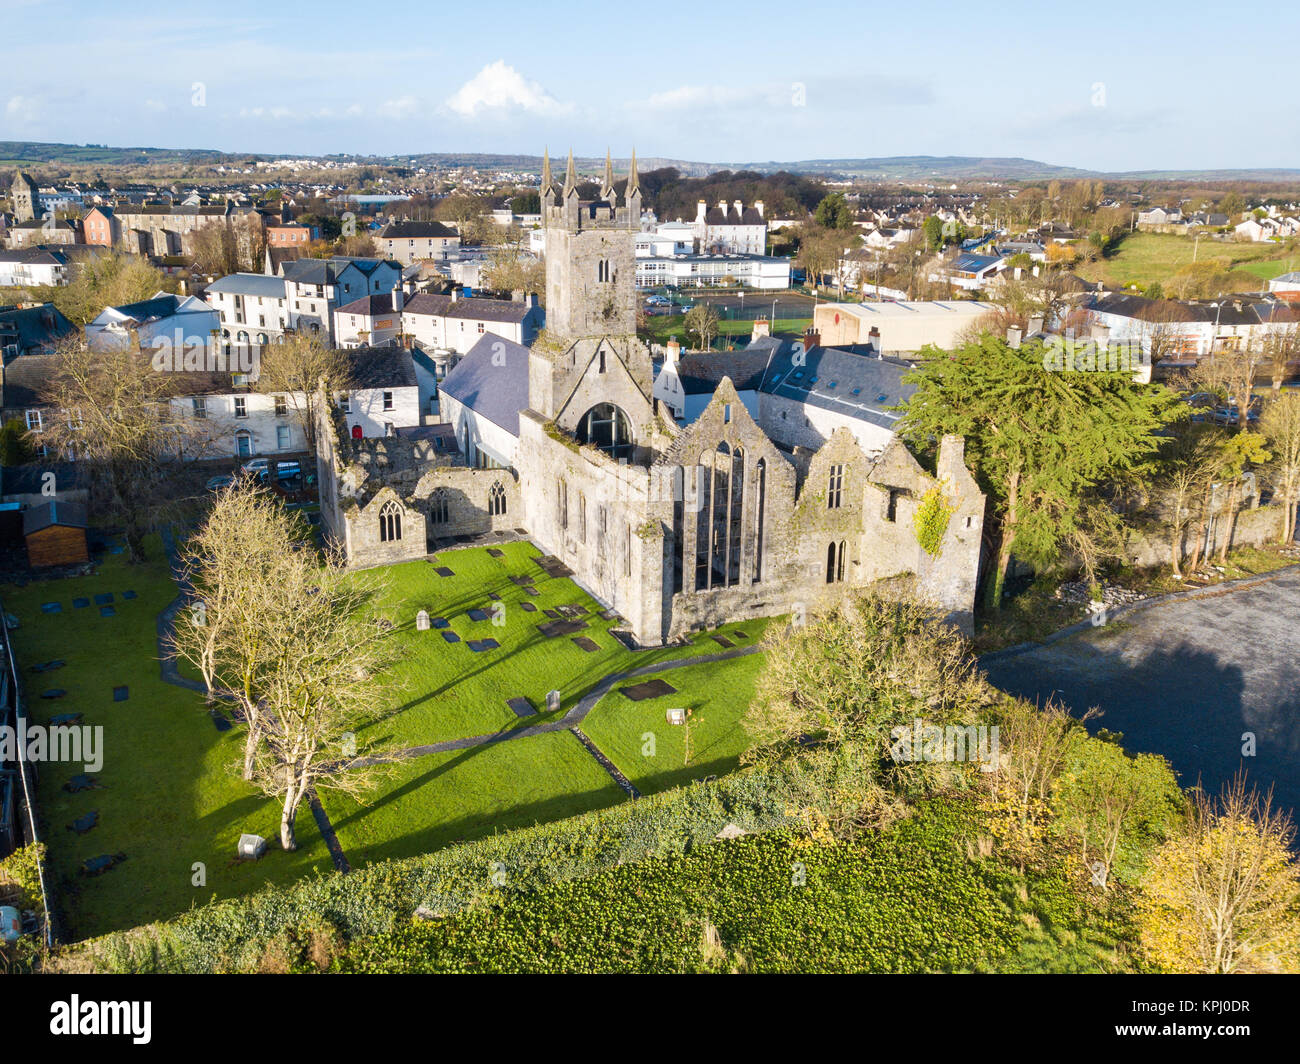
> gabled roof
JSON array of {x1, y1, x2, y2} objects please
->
[
  {"x1": 402, "y1": 291, "x2": 531, "y2": 324},
  {"x1": 23, "y1": 499, "x2": 87, "y2": 535},
  {"x1": 204, "y1": 272, "x2": 288, "y2": 299},
  {"x1": 346, "y1": 345, "x2": 417, "y2": 390},
  {"x1": 438, "y1": 332, "x2": 530, "y2": 436},
  {"x1": 336, "y1": 292, "x2": 395, "y2": 316},
  {"x1": 672, "y1": 349, "x2": 774, "y2": 395},
  {"x1": 0, "y1": 302, "x2": 76, "y2": 360},
  {"x1": 377, "y1": 220, "x2": 458, "y2": 240},
  {"x1": 759, "y1": 344, "x2": 916, "y2": 432}
]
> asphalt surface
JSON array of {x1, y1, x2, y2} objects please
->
[
  {"x1": 644, "y1": 290, "x2": 818, "y2": 321},
  {"x1": 983, "y1": 568, "x2": 1300, "y2": 819}
]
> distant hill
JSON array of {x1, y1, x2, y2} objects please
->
[{"x1": 2, "y1": 141, "x2": 1298, "y2": 184}]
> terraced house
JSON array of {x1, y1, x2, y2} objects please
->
[{"x1": 315, "y1": 150, "x2": 985, "y2": 643}]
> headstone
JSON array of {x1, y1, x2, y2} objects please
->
[
  {"x1": 666, "y1": 707, "x2": 687, "y2": 725},
  {"x1": 546, "y1": 689, "x2": 561, "y2": 713},
  {"x1": 237, "y1": 833, "x2": 267, "y2": 860},
  {"x1": 415, "y1": 610, "x2": 431, "y2": 631}
]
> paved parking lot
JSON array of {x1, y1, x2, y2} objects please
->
[{"x1": 983, "y1": 568, "x2": 1300, "y2": 819}]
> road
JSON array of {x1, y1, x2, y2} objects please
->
[
  {"x1": 645, "y1": 290, "x2": 819, "y2": 321},
  {"x1": 982, "y1": 568, "x2": 1300, "y2": 819}
]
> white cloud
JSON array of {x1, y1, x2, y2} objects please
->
[
  {"x1": 5, "y1": 95, "x2": 39, "y2": 124},
  {"x1": 445, "y1": 61, "x2": 567, "y2": 118},
  {"x1": 641, "y1": 84, "x2": 774, "y2": 111},
  {"x1": 378, "y1": 96, "x2": 423, "y2": 121}
]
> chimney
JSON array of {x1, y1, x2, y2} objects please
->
[
  {"x1": 803, "y1": 326, "x2": 821, "y2": 349},
  {"x1": 751, "y1": 318, "x2": 770, "y2": 341},
  {"x1": 733, "y1": 199, "x2": 743, "y2": 219},
  {"x1": 665, "y1": 336, "x2": 680, "y2": 365},
  {"x1": 867, "y1": 325, "x2": 881, "y2": 350},
  {"x1": 754, "y1": 200, "x2": 764, "y2": 219},
  {"x1": 392, "y1": 284, "x2": 403, "y2": 313},
  {"x1": 511, "y1": 289, "x2": 524, "y2": 303},
  {"x1": 717, "y1": 199, "x2": 728, "y2": 216},
  {"x1": 696, "y1": 199, "x2": 707, "y2": 223},
  {"x1": 450, "y1": 288, "x2": 459, "y2": 303},
  {"x1": 1007, "y1": 325, "x2": 1023, "y2": 349}
]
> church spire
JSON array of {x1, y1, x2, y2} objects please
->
[
  {"x1": 563, "y1": 148, "x2": 577, "y2": 196},
  {"x1": 601, "y1": 148, "x2": 615, "y2": 201},
  {"x1": 627, "y1": 148, "x2": 639, "y2": 195},
  {"x1": 541, "y1": 147, "x2": 552, "y2": 193}
]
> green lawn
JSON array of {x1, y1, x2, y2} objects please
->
[
  {"x1": 2, "y1": 541, "x2": 333, "y2": 942},
  {"x1": 3, "y1": 536, "x2": 776, "y2": 939},
  {"x1": 1075, "y1": 231, "x2": 1298, "y2": 291},
  {"x1": 321, "y1": 730, "x2": 626, "y2": 866},
  {"x1": 640, "y1": 315, "x2": 812, "y2": 348},
  {"x1": 581, "y1": 650, "x2": 767, "y2": 795},
  {"x1": 346, "y1": 542, "x2": 773, "y2": 748}
]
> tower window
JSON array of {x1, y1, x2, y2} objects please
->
[{"x1": 827, "y1": 464, "x2": 843, "y2": 509}]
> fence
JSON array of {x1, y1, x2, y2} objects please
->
[{"x1": 0, "y1": 597, "x2": 56, "y2": 946}]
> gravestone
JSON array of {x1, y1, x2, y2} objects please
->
[
  {"x1": 237, "y1": 833, "x2": 267, "y2": 860},
  {"x1": 546, "y1": 689, "x2": 561, "y2": 713},
  {"x1": 415, "y1": 610, "x2": 431, "y2": 631},
  {"x1": 666, "y1": 707, "x2": 687, "y2": 725}
]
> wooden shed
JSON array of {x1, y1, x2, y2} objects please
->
[{"x1": 23, "y1": 500, "x2": 89, "y2": 568}]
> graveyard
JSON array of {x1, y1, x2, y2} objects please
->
[{"x1": 2, "y1": 536, "x2": 773, "y2": 939}]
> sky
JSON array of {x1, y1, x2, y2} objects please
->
[{"x1": 3, "y1": 0, "x2": 1297, "y2": 173}]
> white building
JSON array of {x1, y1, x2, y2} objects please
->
[
  {"x1": 400, "y1": 290, "x2": 542, "y2": 355},
  {"x1": 693, "y1": 199, "x2": 767, "y2": 255},
  {"x1": 374, "y1": 220, "x2": 461, "y2": 266},
  {"x1": 86, "y1": 292, "x2": 220, "y2": 356},
  {"x1": 0, "y1": 248, "x2": 70, "y2": 287},
  {"x1": 279, "y1": 256, "x2": 403, "y2": 343},
  {"x1": 203, "y1": 272, "x2": 290, "y2": 347},
  {"x1": 636, "y1": 253, "x2": 790, "y2": 290}
]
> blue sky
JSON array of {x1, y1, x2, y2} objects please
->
[{"x1": 3, "y1": 0, "x2": 1296, "y2": 172}]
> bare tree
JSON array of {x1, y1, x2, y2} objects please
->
[
  {"x1": 35, "y1": 338, "x2": 211, "y2": 562},
  {"x1": 683, "y1": 303, "x2": 719, "y2": 352},
  {"x1": 1262, "y1": 391, "x2": 1300, "y2": 544},
  {"x1": 255, "y1": 333, "x2": 351, "y2": 458},
  {"x1": 1192, "y1": 345, "x2": 1268, "y2": 431}
]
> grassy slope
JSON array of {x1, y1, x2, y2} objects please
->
[
  {"x1": 1075, "y1": 231, "x2": 1298, "y2": 290},
  {"x1": 2, "y1": 543, "x2": 331, "y2": 941},
  {"x1": 581, "y1": 650, "x2": 766, "y2": 794}
]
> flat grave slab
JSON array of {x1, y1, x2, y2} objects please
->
[
  {"x1": 598, "y1": 609, "x2": 621, "y2": 622},
  {"x1": 31, "y1": 660, "x2": 65, "y2": 673},
  {"x1": 557, "y1": 604, "x2": 588, "y2": 617},
  {"x1": 523, "y1": 586, "x2": 540, "y2": 597},
  {"x1": 211, "y1": 711, "x2": 233, "y2": 733},
  {"x1": 488, "y1": 592, "x2": 501, "y2": 601},
  {"x1": 72, "y1": 598, "x2": 90, "y2": 609},
  {"x1": 94, "y1": 593, "x2": 114, "y2": 606},
  {"x1": 100, "y1": 606, "x2": 116, "y2": 617},
  {"x1": 41, "y1": 602, "x2": 61, "y2": 613},
  {"x1": 63, "y1": 774, "x2": 102, "y2": 793},
  {"x1": 542, "y1": 608, "x2": 560, "y2": 619},
  {"x1": 509, "y1": 575, "x2": 535, "y2": 586},
  {"x1": 534, "y1": 555, "x2": 574, "y2": 578},
  {"x1": 431, "y1": 617, "x2": 449, "y2": 629},
  {"x1": 434, "y1": 567, "x2": 455, "y2": 577},
  {"x1": 571, "y1": 636, "x2": 600, "y2": 653},
  {"x1": 40, "y1": 689, "x2": 66, "y2": 699},
  {"x1": 519, "y1": 602, "x2": 537, "y2": 613},
  {"x1": 441, "y1": 631, "x2": 460, "y2": 643},
  {"x1": 466, "y1": 608, "x2": 489, "y2": 622},
  {"x1": 486, "y1": 548, "x2": 505, "y2": 558},
  {"x1": 732, "y1": 630, "x2": 749, "y2": 640},
  {"x1": 49, "y1": 712, "x2": 83, "y2": 726},
  {"x1": 68, "y1": 810, "x2": 99, "y2": 835},
  {"x1": 113, "y1": 686, "x2": 129, "y2": 702},
  {"x1": 466, "y1": 638, "x2": 500, "y2": 653},
  {"x1": 537, "y1": 619, "x2": 587, "y2": 638},
  {"x1": 711, "y1": 634, "x2": 734, "y2": 648},
  {"x1": 122, "y1": 590, "x2": 136, "y2": 600},
  {"x1": 620, "y1": 678, "x2": 678, "y2": 702},
  {"x1": 506, "y1": 697, "x2": 536, "y2": 718}
]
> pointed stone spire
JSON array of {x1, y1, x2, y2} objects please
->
[
  {"x1": 563, "y1": 148, "x2": 577, "y2": 196},
  {"x1": 627, "y1": 147, "x2": 639, "y2": 195},
  {"x1": 541, "y1": 147, "x2": 552, "y2": 194},
  {"x1": 601, "y1": 148, "x2": 615, "y2": 199}
]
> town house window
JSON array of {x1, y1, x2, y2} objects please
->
[
  {"x1": 25, "y1": 409, "x2": 42, "y2": 430},
  {"x1": 234, "y1": 397, "x2": 247, "y2": 419},
  {"x1": 274, "y1": 395, "x2": 288, "y2": 417},
  {"x1": 192, "y1": 397, "x2": 207, "y2": 419},
  {"x1": 382, "y1": 391, "x2": 394, "y2": 411}
]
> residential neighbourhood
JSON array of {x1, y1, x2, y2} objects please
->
[{"x1": 0, "y1": 0, "x2": 1298, "y2": 1011}]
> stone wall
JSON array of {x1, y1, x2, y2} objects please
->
[{"x1": 1126, "y1": 501, "x2": 1288, "y2": 570}]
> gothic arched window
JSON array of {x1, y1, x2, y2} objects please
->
[
  {"x1": 429, "y1": 488, "x2": 449, "y2": 524},
  {"x1": 489, "y1": 481, "x2": 506, "y2": 516},
  {"x1": 379, "y1": 500, "x2": 402, "y2": 542}
]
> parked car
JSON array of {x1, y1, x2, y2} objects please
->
[
  {"x1": 645, "y1": 295, "x2": 671, "y2": 307},
  {"x1": 205, "y1": 475, "x2": 233, "y2": 491}
]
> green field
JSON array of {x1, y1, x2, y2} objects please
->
[
  {"x1": 1075, "y1": 231, "x2": 1298, "y2": 291},
  {"x1": 3, "y1": 537, "x2": 772, "y2": 939},
  {"x1": 641, "y1": 315, "x2": 812, "y2": 348}
]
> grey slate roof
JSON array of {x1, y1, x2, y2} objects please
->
[
  {"x1": 438, "y1": 332, "x2": 530, "y2": 436},
  {"x1": 346, "y1": 345, "x2": 417, "y2": 390},
  {"x1": 0, "y1": 303, "x2": 76, "y2": 360},
  {"x1": 204, "y1": 272, "x2": 288, "y2": 298},
  {"x1": 758, "y1": 345, "x2": 916, "y2": 432},
  {"x1": 403, "y1": 291, "x2": 531, "y2": 324},
  {"x1": 378, "y1": 220, "x2": 458, "y2": 240},
  {"x1": 673, "y1": 348, "x2": 777, "y2": 395},
  {"x1": 23, "y1": 498, "x2": 87, "y2": 534}
]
